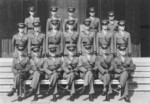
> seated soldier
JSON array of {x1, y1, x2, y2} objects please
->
[
  {"x1": 27, "y1": 45, "x2": 45, "y2": 101},
  {"x1": 7, "y1": 23, "x2": 30, "y2": 102},
  {"x1": 96, "y1": 44, "x2": 114, "y2": 101},
  {"x1": 43, "y1": 45, "x2": 63, "y2": 102},
  {"x1": 62, "y1": 44, "x2": 79, "y2": 101},
  {"x1": 113, "y1": 45, "x2": 135, "y2": 102},
  {"x1": 77, "y1": 44, "x2": 97, "y2": 102}
]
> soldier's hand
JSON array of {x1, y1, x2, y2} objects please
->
[
  {"x1": 128, "y1": 53, "x2": 131, "y2": 57},
  {"x1": 16, "y1": 64, "x2": 23, "y2": 70},
  {"x1": 113, "y1": 53, "x2": 117, "y2": 57}
]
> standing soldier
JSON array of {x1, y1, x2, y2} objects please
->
[
  {"x1": 113, "y1": 44, "x2": 135, "y2": 102},
  {"x1": 46, "y1": 7, "x2": 61, "y2": 35},
  {"x1": 63, "y1": 7, "x2": 78, "y2": 32},
  {"x1": 7, "y1": 23, "x2": 30, "y2": 102},
  {"x1": 62, "y1": 20, "x2": 79, "y2": 101},
  {"x1": 114, "y1": 20, "x2": 132, "y2": 57},
  {"x1": 96, "y1": 44, "x2": 114, "y2": 101},
  {"x1": 88, "y1": 7, "x2": 101, "y2": 32},
  {"x1": 27, "y1": 22, "x2": 45, "y2": 101},
  {"x1": 96, "y1": 19, "x2": 114, "y2": 56},
  {"x1": 46, "y1": 20, "x2": 63, "y2": 57},
  {"x1": 28, "y1": 22, "x2": 45, "y2": 57},
  {"x1": 78, "y1": 19, "x2": 96, "y2": 55},
  {"x1": 24, "y1": 6, "x2": 40, "y2": 34},
  {"x1": 107, "y1": 11, "x2": 118, "y2": 33},
  {"x1": 43, "y1": 45, "x2": 63, "y2": 102},
  {"x1": 77, "y1": 19, "x2": 97, "y2": 101}
]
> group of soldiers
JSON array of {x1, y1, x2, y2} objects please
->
[{"x1": 7, "y1": 6, "x2": 135, "y2": 102}]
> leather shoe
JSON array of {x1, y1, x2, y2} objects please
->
[
  {"x1": 103, "y1": 94, "x2": 110, "y2": 101},
  {"x1": 89, "y1": 94, "x2": 93, "y2": 102},
  {"x1": 51, "y1": 94, "x2": 57, "y2": 102},
  {"x1": 18, "y1": 96, "x2": 22, "y2": 102},
  {"x1": 32, "y1": 95, "x2": 38, "y2": 101},
  {"x1": 7, "y1": 88, "x2": 15, "y2": 96},
  {"x1": 80, "y1": 86, "x2": 86, "y2": 94},
  {"x1": 70, "y1": 95, "x2": 74, "y2": 101},
  {"x1": 124, "y1": 96, "x2": 131, "y2": 102}
]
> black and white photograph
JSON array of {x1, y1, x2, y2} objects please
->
[{"x1": 0, "y1": 0, "x2": 150, "y2": 104}]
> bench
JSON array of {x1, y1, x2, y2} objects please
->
[{"x1": 24, "y1": 79, "x2": 120, "y2": 96}]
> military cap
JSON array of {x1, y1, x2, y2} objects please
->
[
  {"x1": 66, "y1": 20, "x2": 75, "y2": 26},
  {"x1": 84, "y1": 44, "x2": 92, "y2": 50},
  {"x1": 108, "y1": 11, "x2": 115, "y2": 17},
  {"x1": 17, "y1": 23, "x2": 26, "y2": 28},
  {"x1": 50, "y1": 7, "x2": 58, "y2": 12},
  {"x1": 83, "y1": 19, "x2": 91, "y2": 26},
  {"x1": 28, "y1": 6, "x2": 35, "y2": 12},
  {"x1": 89, "y1": 7, "x2": 95, "y2": 13},
  {"x1": 33, "y1": 22, "x2": 41, "y2": 27},
  {"x1": 118, "y1": 20, "x2": 125, "y2": 26},
  {"x1": 51, "y1": 20, "x2": 59, "y2": 26},
  {"x1": 101, "y1": 19, "x2": 109, "y2": 25},
  {"x1": 68, "y1": 7, "x2": 76, "y2": 13}
]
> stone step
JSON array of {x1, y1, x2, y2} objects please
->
[{"x1": 0, "y1": 66, "x2": 149, "y2": 73}]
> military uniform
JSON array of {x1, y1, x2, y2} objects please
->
[
  {"x1": 78, "y1": 19, "x2": 96, "y2": 55},
  {"x1": 88, "y1": 7, "x2": 101, "y2": 32},
  {"x1": 96, "y1": 20, "x2": 114, "y2": 56},
  {"x1": 96, "y1": 53, "x2": 114, "y2": 101},
  {"x1": 43, "y1": 42, "x2": 63, "y2": 102},
  {"x1": 46, "y1": 20, "x2": 63, "y2": 56},
  {"x1": 113, "y1": 45, "x2": 135, "y2": 102},
  {"x1": 46, "y1": 7, "x2": 62, "y2": 34},
  {"x1": 63, "y1": 20, "x2": 79, "y2": 55},
  {"x1": 7, "y1": 23, "x2": 30, "y2": 102},
  {"x1": 114, "y1": 21, "x2": 132, "y2": 56},
  {"x1": 107, "y1": 11, "x2": 118, "y2": 33},
  {"x1": 24, "y1": 6, "x2": 40, "y2": 34},
  {"x1": 28, "y1": 53, "x2": 45, "y2": 101},
  {"x1": 63, "y1": 7, "x2": 78, "y2": 32},
  {"x1": 78, "y1": 53, "x2": 97, "y2": 101},
  {"x1": 28, "y1": 22, "x2": 45, "y2": 57}
]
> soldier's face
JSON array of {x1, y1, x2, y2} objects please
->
[
  {"x1": 109, "y1": 16, "x2": 115, "y2": 21},
  {"x1": 118, "y1": 26, "x2": 125, "y2": 31},
  {"x1": 29, "y1": 11, "x2": 35, "y2": 16},
  {"x1": 51, "y1": 12, "x2": 56, "y2": 16},
  {"x1": 68, "y1": 25, "x2": 74, "y2": 30},
  {"x1": 120, "y1": 50, "x2": 126, "y2": 56},
  {"x1": 89, "y1": 12, "x2": 95, "y2": 17},
  {"x1": 34, "y1": 27, "x2": 40, "y2": 32},
  {"x1": 102, "y1": 25, "x2": 108, "y2": 30},
  {"x1": 18, "y1": 28, "x2": 24, "y2": 33},
  {"x1": 68, "y1": 12, "x2": 74, "y2": 16}
]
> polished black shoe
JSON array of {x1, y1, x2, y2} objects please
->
[
  {"x1": 70, "y1": 95, "x2": 74, "y2": 101},
  {"x1": 32, "y1": 95, "x2": 38, "y2": 101},
  {"x1": 7, "y1": 88, "x2": 15, "y2": 96},
  {"x1": 124, "y1": 96, "x2": 131, "y2": 102},
  {"x1": 18, "y1": 96, "x2": 22, "y2": 102},
  {"x1": 51, "y1": 94, "x2": 57, "y2": 102},
  {"x1": 103, "y1": 94, "x2": 110, "y2": 101},
  {"x1": 89, "y1": 94, "x2": 93, "y2": 102}
]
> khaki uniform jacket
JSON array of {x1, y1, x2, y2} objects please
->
[{"x1": 96, "y1": 30, "x2": 114, "y2": 55}]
